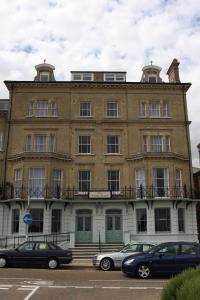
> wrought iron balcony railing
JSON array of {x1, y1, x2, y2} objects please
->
[{"x1": 0, "y1": 184, "x2": 199, "y2": 201}]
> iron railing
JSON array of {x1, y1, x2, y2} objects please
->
[
  {"x1": 0, "y1": 184, "x2": 199, "y2": 201},
  {"x1": 0, "y1": 232, "x2": 70, "y2": 249}
]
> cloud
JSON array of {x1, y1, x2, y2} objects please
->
[{"x1": 0, "y1": 0, "x2": 200, "y2": 164}]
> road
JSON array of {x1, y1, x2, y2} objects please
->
[{"x1": 0, "y1": 267, "x2": 168, "y2": 300}]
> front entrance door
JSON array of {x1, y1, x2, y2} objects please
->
[
  {"x1": 76, "y1": 210, "x2": 92, "y2": 243},
  {"x1": 106, "y1": 209, "x2": 122, "y2": 243}
]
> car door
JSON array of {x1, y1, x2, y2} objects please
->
[
  {"x1": 12, "y1": 242, "x2": 36, "y2": 266},
  {"x1": 151, "y1": 244, "x2": 180, "y2": 274},
  {"x1": 175, "y1": 243, "x2": 200, "y2": 272},
  {"x1": 34, "y1": 242, "x2": 51, "y2": 266},
  {"x1": 115, "y1": 244, "x2": 139, "y2": 266}
]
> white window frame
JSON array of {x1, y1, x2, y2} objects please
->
[
  {"x1": 135, "y1": 169, "x2": 146, "y2": 198},
  {"x1": 151, "y1": 136, "x2": 162, "y2": 152},
  {"x1": 153, "y1": 168, "x2": 169, "y2": 198},
  {"x1": 29, "y1": 168, "x2": 46, "y2": 199},
  {"x1": 136, "y1": 208, "x2": 147, "y2": 233},
  {"x1": 53, "y1": 169, "x2": 63, "y2": 199},
  {"x1": 78, "y1": 170, "x2": 91, "y2": 193},
  {"x1": 155, "y1": 208, "x2": 171, "y2": 232},
  {"x1": 79, "y1": 135, "x2": 91, "y2": 154},
  {"x1": 107, "y1": 135, "x2": 120, "y2": 154},
  {"x1": 36, "y1": 100, "x2": 48, "y2": 117},
  {"x1": 149, "y1": 102, "x2": 160, "y2": 117},
  {"x1": 140, "y1": 102, "x2": 147, "y2": 117},
  {"x1": 104, "y1": 73, "x2": 125, "y2": 82},
  {"x1": 163, "y1": 102, "x2": 169, "y2": 117},
  {"x1": 107, "y1": 170, "x2": 120, "y2": 193},
  {"x1": 35, "y1": 135, "x2": 47, "y2": 152},
  {"x1": 14, "y1": 168, "x2": 22, "y2": 199},
  {"x1": 40, "y1": 71, "x2": 49, "y2": 81},
  {"x1": 50, "y1": 101, "x2": 57, "y2": 116},
  {"x1": 175, "y1": 169, "x2": 183, "y2": 197},
  {"x1": 106, "y1": 102, "x2": 118, "y2": 117},
  {"x1": 80, "y1": 102, "x2": 91, "y2": 117}
]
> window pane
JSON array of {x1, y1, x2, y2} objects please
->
[
  {"x1": 29, "y1": 209, "x2": 44, "y2": 233},
  {"x1": 178, "y1": 208, "x2": 185, "y2": 232},
  {"x1": 78, "y1": 170, "x2": 90, "y2": 192},
  {"x1": 135, "y1": 169, "x2": 146, "y2": 198},
  {"x1": 29, "y1": 168, "x2": 46, "y2": 198},
  {"x1": 108, "y1": 170, "x2": 120, "y2": 192},
  {"x1": 36, "y1": 100, "x2": 48, "y2": 116},
  {"x1": 136, "y1": 208, "x2": 147, "y2": 232},
  {"x1": 14, "y1": 169, "x2": 22, "y2": 198},
  {"x1": 79, "y1": 136, "x2": 91, "y2": 154},
  {"x1": 11, "y1": 209, "x2": 19, "y2": 233},
  {"x1": 153, "y1": 168, "x2": 169, "y2": 197},
  {"x1": 181, "y1": 244, "x2": 198, "y2": 255},
  {"x1": 149, "y1": 102, "x2": 160, "y2": 117},
  {"x1": 106, "y1": 102, "x2": 118, "y2": 117},
  {"x1": 107, "y1": 135, "x2": 119, "y2": 153},
  {"x1": 80, "y1": 102, "x2": 91, "y2": 117},
  {"x1": 35, "y1": 135, "x2": 47, "y2": 152},
  {"x1": 53, "y1": 169, "x2": 62, "y2": 198},
  {"x1": 51, "y1": 209, "x2": 61, "y2": 233},
  {"x1": 155, "y1": 208, "x2": 171, "y2": 232}
]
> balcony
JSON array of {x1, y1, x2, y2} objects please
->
[{"x1": 0, "y1": 184, "x2": 199, "y2": 201}]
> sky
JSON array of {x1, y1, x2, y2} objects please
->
[{"x1": 0, "y1": 0, "x2": 200, "y2": 166}]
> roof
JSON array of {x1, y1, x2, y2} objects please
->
[{"x1": 3, "y1": 80, "x2": 191, "y2": 92}]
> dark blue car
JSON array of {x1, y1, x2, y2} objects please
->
[
  {"x1": 0, "y1": 241, "x2": 72, "y2": 269},
  {"x1": 122, "y1": 241, "x2": 200, "y2": 278}
]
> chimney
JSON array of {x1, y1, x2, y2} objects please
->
[{"x1": 166, "y1": 58, "x2": 180, "y2": 83}]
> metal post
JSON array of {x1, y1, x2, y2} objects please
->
[{"x1": 98, "y1": 231, "x2": 101, "y2": 253}]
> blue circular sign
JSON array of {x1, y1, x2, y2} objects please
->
[{"x1": 23, "y1": 213, "x2": 33, "y2": 225}]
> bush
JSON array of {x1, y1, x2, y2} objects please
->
[
  {"x1": 160, "y1": 267, "x2": 200, "y2": 300},
  {"x1": 176, "y1": 276, "x2": 200, "y2": 300}
]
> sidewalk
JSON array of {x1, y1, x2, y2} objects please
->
[{"x1": 68, "y1": 259, "x2": 94, "y2": 269}]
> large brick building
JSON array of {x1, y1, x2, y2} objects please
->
[{"x1": 0, "y1": 59, "x2": 198, "y2": 246}]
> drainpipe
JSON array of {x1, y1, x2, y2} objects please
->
[{"x1": 3, "y1": 84, "x2": 14, "y2": 190}]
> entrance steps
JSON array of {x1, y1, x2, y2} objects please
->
[{"x1": 71, "y1": 243, "x2": 124, "y2": 259}]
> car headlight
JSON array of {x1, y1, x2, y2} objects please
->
[{"x1": 125, "y1": 258, "x2": 135, "y2": 264}]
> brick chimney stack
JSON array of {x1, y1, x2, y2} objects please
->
[{"x1": 166, "y1": 58, "x2": 180, "y2": 83}]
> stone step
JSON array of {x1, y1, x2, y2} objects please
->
[{"x1": 71, "y1": 243, "x2": 124, "y2": 259}]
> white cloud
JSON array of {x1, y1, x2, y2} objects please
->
[{"x1": 0, "y1": 0, "x2": 200, "y2": 165}]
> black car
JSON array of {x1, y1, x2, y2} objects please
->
[
  {"x1": 0, "y1": 241, "x2": 72, "y2": 269},
  {"x1": 122, "y1": 241, "x2": 200, "y2": 278}
]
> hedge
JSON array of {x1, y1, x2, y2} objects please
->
[{"x1": 160, "y1": 267, "x2": 200, "y2": 300}]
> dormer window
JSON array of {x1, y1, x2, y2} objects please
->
[
  {"x1": 148, "y1": 73, "x2": 157, "y2": 83},
  {"x1": 72, "y1": 72, "x2": 93, "y2": 81},
  {"x1": 40, "y1": 71, "x2": 50, "y2": 81},
  {"x1": 104, "y1": 73, "x2": 126, "y2": 82}
]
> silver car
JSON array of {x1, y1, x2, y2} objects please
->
[{"x1": 93, "y1": 242, "x2": 154, "y2": 271}]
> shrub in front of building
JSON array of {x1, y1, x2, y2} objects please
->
[{"x1": 160, "y1": 267, "x2": 200, "y2": 300}]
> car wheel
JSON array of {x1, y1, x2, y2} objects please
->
[
  {"x1": 100, "y1": 258, "x2": 113, "y2": 271},
  {"x1": 0, "y1": 257, "x2": 7, "y2": 268},
  {"x1": 136, "y1": 264, "x2": 151, "y2": 279},
  {"x1": 48, "y1": 258, "x2": 59, "y2": 269}
]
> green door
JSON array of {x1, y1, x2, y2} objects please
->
[
  {"x1": 76, "y1": 210, "x2": 92, "y2": 243},
  {"x1": 106, "y1": 209, "x2": 122, "y2": 243}
]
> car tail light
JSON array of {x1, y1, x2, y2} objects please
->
[{"x1": 65, "y1": 251, "x2": 72, "y2": 256}]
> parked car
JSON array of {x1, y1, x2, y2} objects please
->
[
  {"x1": 93, "y1": 242, "x2": 154, "y2": 271},
  {"x1": 122, "y1": 241, "x2": 200, "y2": 278},
  {"x1": 0, "y1": 241, "x2": 72, "y2": 269}
]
